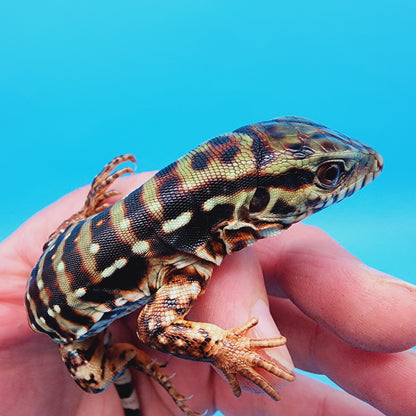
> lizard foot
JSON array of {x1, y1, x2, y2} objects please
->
[
  {"x1": 83, "y1": 153, "x2": 136, "y2": 215},
  {"x1": 44, "y1": 154, "x2": 136, "y2": 247},
  {"x1": 212, "y1": 317, "x2": 295, "y2": 401}
]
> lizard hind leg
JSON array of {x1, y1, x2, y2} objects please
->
[
  {"x1": 45, "y1": 154, "x2": 136, "y2": 247},
  {"x1": 58, "y1": 332, "x2": 202, "y2": 416},
  {"x1": 84, "y1": 154, "x2": 137, "y2": 216}
]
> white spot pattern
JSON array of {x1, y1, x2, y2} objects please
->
[
  {"x1": 132, "y1": 240, "x2": 150, "y2": 255},
  {"x1": 162, "y1": 211, "x2": 193, "y2": 233},
  {"x1": 74, "y1": 287, "x2": 87, "y2": 297},
  {"x1": 89, "y1": 243, "x2": 100, "y2": 254},
  {"x1": 102, "y1": 258, "x2": 128, "y2": 278}
]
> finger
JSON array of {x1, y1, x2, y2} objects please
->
[
  {"x1": 189, "y1": 248, "x2": 294, "y2": 395},
  {"x1": 254, "y1": 224, "x2": 416, "y2": 352},
  {"x1": 270, "y1": 296, "x2": 416, "y2": 416},
  {"x1": 216, "y1": 371, "x2": 383, "y2": 416}
]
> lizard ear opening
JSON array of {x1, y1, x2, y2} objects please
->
[{"x1": 249, "y1": 187, "x2": 270, "y2": 213}]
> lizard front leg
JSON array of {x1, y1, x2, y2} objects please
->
[{"x1": 136, "y1": 267, "x2": 295, "y2": 403}]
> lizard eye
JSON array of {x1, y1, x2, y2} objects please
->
[
  {"x1": 249, "y1": 187, "x2": 270, "y2": 213},
  {"x1": 316, "y1": 162, "x2": 344, "y2": 189}
]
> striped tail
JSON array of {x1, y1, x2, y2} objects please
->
[{"x1": 114, "y1": 369, "x2": 141, "y2": 416}]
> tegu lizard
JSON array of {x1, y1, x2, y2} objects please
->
[{"x1": 25, "y1": 116, "x2": 383, "y2": 415}]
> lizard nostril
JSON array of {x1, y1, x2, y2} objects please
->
[{"x1": 375, "y1": 151, "x2": 384, "y2": 172}]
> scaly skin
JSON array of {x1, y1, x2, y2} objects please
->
[{"x1": 25, "y1": 116, "x2": 383, "y2": 415}]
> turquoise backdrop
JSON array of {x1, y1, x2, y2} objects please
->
[{"x1": 1, "y1": 0, "x2": 415, "y2": 412}]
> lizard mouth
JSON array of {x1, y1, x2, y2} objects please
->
[{"x1": 355, "y1": 149, "x2": 384, "y2": 191}]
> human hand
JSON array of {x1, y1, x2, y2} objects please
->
[{"x1": 1, "y1": 172, "x2": 415, "y2": 416}]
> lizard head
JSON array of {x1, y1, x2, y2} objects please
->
[{"x1": 235, "y1": 116, "x2": 383, "y2": 236}]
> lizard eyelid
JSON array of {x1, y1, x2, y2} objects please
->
[{"x1": 316, "y1": 161, "x2": 345, "y2": 189}]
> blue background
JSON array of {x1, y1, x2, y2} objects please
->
[{"x1": 1, "y1": 0, "x2": 415, "y2": 408}]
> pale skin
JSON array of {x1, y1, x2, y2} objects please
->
[{"x1": 1, "y1": 172, "x2": 415, "y2": 416}]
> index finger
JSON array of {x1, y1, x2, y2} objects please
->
[{"x1": 253, "y1": 223, "x2": 416, "y2": 352}]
